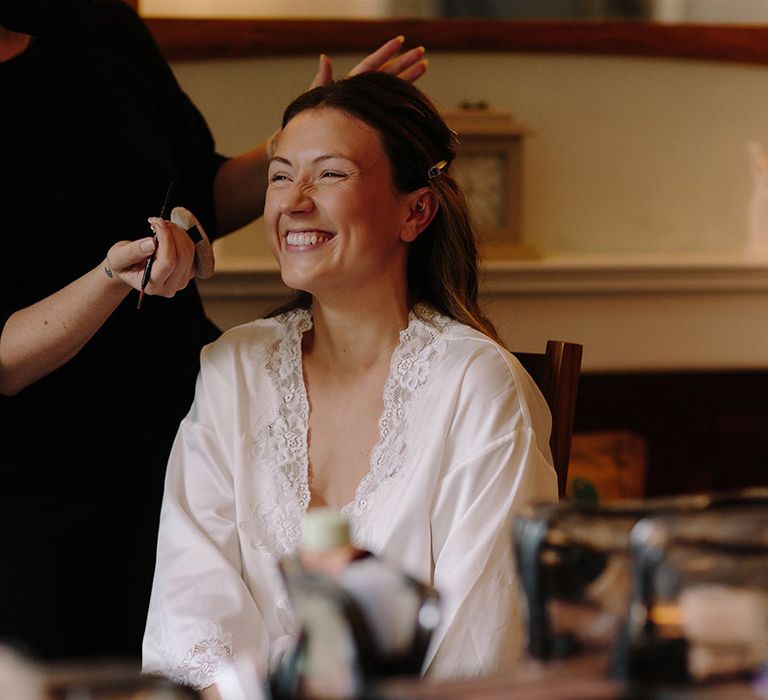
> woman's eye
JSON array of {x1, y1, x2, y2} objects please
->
[
  {"x1": 321, "y1": 171, "x2": 345, "y2": 179},
  {"x1": 270, "y1": 173, "x2": 290, "y2": 183}
]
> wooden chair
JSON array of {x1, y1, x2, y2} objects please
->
[{"x1": 513, "y1": 341, "x2": 583, "y2": 498}]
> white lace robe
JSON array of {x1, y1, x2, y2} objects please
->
[{"x1": 142, "y1": 306, "x2": 557, "y2": 689}]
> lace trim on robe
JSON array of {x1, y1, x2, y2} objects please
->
[
  {"x1": 342, "y1": 305, "x2": 452, "y2": 525},
  {"x1": 246, "y1": 308, "x2": 314, "y2": 557},
  {"x1": 249, "y1": 305, "x2": 452, "y2": 555},
  {"x1": 165, "y1": 623, "x2": 233, "y2": 690}
]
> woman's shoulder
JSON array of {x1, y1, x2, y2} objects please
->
[
  {"x1": 439, "y1": 320, "x2": 523, "y2": 376},
  {"x1": 408, "y1": 306, "x2": 520, "y2": 377},
  {"x1": 201, "y1": 309, "x2": 310, "y2": 364},
  {"x1": 413, "y1": 315, "x2": 552, "y2": 457},
  {"x1": 430, "y1": 318, "x2": 548, "y2": 420}
]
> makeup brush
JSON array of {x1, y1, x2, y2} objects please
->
[{"x1": 137, "y1": 181, "x2": 174, "y2": 310}]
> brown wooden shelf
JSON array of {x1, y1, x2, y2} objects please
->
[{"x1": 144, "y1": 17, "x2": 768, "y2": 66}]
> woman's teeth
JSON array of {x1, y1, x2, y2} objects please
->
[{"x1": 286, "y1": 231, "x2": 331, "y2": 247}]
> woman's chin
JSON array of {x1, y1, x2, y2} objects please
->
[{"x1": 279, "y1": 269, "x2": 317, "y2": 296}]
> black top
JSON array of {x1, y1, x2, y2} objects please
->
[{"x1": 0, "y1": 1, "x2": 226, "y2": 660}]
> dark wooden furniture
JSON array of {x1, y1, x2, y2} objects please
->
[
  {"x1": 378, "y1": 652, "x2": 761, "y2": 699},
  {"x1": 141, "y1": 16, "x2": 768, "y2": 66},
  {"x1": 514, "y1": 341, "x2": 583, "y2": 498},
  {"x1": 575, "y1": 371, "x2": 768, "y2": 497}
]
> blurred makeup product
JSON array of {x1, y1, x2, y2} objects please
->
[
  {"x1": 620, "y1": 506, "x2": 768, "y2": 683},
  {"x1": 170, "y1": 206, "x2": 215, "y2": 279},
  {"x1": 0, "y1": 645, "x2": 43, "y2": 700},
  {"x1": 512, "y1": 488, "x2": 768, "y2": 664},
  {"x1": 271, "y1": 509, "x2": 440, "y2": 699},
  {"x1": 3, "y1": 658, "x2": 198, "y2": 699}
]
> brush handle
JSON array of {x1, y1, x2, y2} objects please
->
[{"x1": 137, "y1": 182, "x2": 173, "y2": 310}]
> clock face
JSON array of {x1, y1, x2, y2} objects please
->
[{"x1": 451, "y1": 151, "x2": 507, "y2": 229}]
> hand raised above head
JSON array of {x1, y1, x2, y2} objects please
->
[{"x1": 308, "y1": 35, "x2": 427, "y2": 90}]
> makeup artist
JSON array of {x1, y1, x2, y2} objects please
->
[{"x1": 0, "y1": 0, "x2": 427, "y2": 663}]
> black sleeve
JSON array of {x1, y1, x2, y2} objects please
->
[
  {"x1": 0, "y1": 311, "x2": 11, "y2": 343},
  {"x1": 90, "y1": 0, "x2": 228, "y2": 239}
]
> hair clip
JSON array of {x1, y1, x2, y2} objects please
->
[{"x1": 428, "y1": 159, "x2": 448, "y2": 180}]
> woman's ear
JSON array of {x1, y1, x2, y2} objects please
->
[{"x1": 401, "y1": 188, "x2": 438, "y2": 243}]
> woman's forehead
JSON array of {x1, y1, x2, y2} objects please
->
[{"x1": 279, "y1": 107, "x2": 384, "y2": 158}]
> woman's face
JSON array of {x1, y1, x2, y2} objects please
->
[{"x1": 265, "y1": 107, "x2": 414, "y2": 300}]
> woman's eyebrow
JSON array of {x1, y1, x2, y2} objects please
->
[
  {"x1": 314, "y1": 153, "x2": 356, "y2": 165},
  {"x1": 269, "y1": 153, "x2": 359, "y2": 167}
]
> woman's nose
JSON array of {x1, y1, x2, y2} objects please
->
[{"x1": 279, "y1": 182, "x2": 314, "y2": 215}]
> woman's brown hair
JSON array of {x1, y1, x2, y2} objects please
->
[{"x1": 268, "y1": 72, "x2": 502, "y2": 345}]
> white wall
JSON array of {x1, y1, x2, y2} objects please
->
[
  {"x1": 175, "y1": 49, "x2": 768, "y2": 370},
  {"x1": 171, "y1": 50, "x2": 768, "y2": 261}
]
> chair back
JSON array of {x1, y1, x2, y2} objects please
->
[{"x1": 513, "y1": 341, "x2": 583, "y2": 497}]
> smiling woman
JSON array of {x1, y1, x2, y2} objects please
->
[
  {"x1": 142, "y1": 73, "x2": 557, "y2": 695},
  {"x1": 266, "y1": 108, "x2": 420, "y2": 307}
]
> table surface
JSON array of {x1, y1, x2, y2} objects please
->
[{"x1": 376, "y1": 654, "x2": 765, "y2": 700}]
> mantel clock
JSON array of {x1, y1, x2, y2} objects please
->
[{"x1": 444, "y1": 104, "x2": 535, "y2": 258}]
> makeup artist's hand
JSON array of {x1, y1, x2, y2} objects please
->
[
  {"x1": 105, "y1": 218, "x2": 196, "y2": 297},
  {"x1": 309, "y1": 36, "x2": 427, "y2": 90}
]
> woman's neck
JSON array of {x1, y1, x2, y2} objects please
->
[
  {"x1": 0, "y1": 27, "x2": 32, "y2": 62},
  {"x1": 306, "y1": 295, "x2": 410, "y2": 375}
]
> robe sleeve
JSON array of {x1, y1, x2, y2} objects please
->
[
  {"x1": 424, "y1": 350, "x2": 558, "y2": 679},
  {"x1": 142, "y1": 354, "x2": 270, "y2": 690}
]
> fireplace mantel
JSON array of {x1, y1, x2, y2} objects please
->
[
  {"x1": 480, "y1": 253, "x2": 768, "y2": 295},
  {"x1": 199, "y1": 253, "x2": 768, "y2": 373}
]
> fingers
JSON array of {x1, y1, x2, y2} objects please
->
[
  {"x1": 396, "y1": 59, "x2": 428, "y2": 84},
  {"x1": 309, "y1": 39, "x2": 426, "y2": 91},
  {"x1": 346, "y1": 37, "x2": 427, "y2": 85},
  {"x1": 347, "y1": 35, "x2": 406, "y2": 76},
  {"x1": 105, "y1": 220, "x2": 196, "y2": 297},
  {"x1": 107, "y1": 238, "x2": 156, "y2": 278},
  {"x1": 308, "y1": 53, "x2": 333, "y2": 90},
  {"x1": 146, "y1": 217, "x2": 196, "y2": 297},
  {"x1": 377, "y1": 46, "x2": 427, "y2": 82}
]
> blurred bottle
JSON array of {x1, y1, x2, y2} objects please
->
[
  {"x1": 271, "y1": 508, "x2": 439, "y2": 699},
  {"x1": 0, "y1": 644, "x2": 199, "y2": 700},
  {"x1": 0, "y1": 645, "x2": 42, "y2": 700}
]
